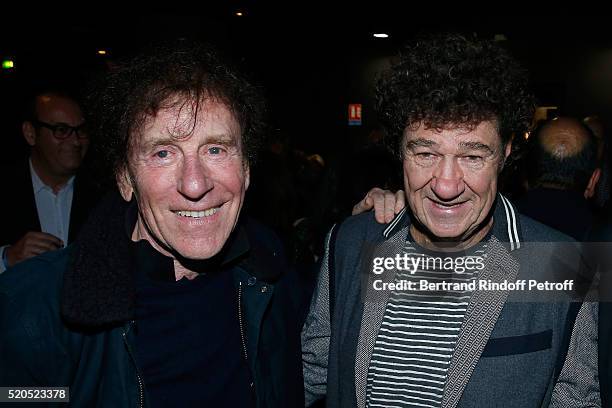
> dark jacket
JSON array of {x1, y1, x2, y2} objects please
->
[
  {"x1": 0, "y1": 192, "x2": 305, "y2": 407},
  {"x1": 0, "y1": 158, "x2": 101, "y2": 246},
  {"x1": 303, "y1": 193, "x2": 599, "y2": 408},
  {"x1": 588, "y1": 215, "x2": 612, "y2": 407},
  {"x1": 516, "y1": 187, "x2": 596, "y2": 241}
]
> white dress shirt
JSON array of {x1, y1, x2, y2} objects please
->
[{"x1": 0, "y1": 159, "x2": 74, "y2": 273}]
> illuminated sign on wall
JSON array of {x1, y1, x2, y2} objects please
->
[{"x1": 348, "y1": 103, "x2": 362, "y2": 126}]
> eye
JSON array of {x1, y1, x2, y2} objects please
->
[
  {"x1": 54, "y1": 125, "x2": 70, "y2": 136},
  {"x1": 465, "y1": 155, "x2": 483, "y2": 162},
  {"x1": 208, "y1": 146, "x2": 225, "y2": 155},
  {"x1": 414, "y1": 152, "x2": 436, "y2": 161},
  {"x1": 155, "y1": 150, "x2": 169, "y2": 159},
  {"x1": 461, "y1": 155, "x2": 486, "y2": 168}
]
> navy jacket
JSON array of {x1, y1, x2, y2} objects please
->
[{"x1": 0, "y1": 192, "x2": 305, "y2": 407}]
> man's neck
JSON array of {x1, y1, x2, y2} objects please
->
[
  {"x1": 410, "y1": 217, "x2": 493, "y2": 252},
  {"x1": 131, "y1": 218, "x2": 199, "y2": 281},
  {"x1": 174, "y1": 261, "x2": 200, "y2": 281},
  {"x1": 30, "y1": 156, "x2": 72, "y2": 194}
]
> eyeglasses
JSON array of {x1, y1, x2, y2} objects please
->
[{"x1": 32, "y1": 120, "x2": 89, "y2": 140}]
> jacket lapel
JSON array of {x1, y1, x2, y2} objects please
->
[
  {"x1": 441, "y1": 235, "x2": 519, "y2": 408},
  {"x1": 354, "y1": 222, "x2": 409, "y2": 408},
  {"x1": 352, "y1": 194, "x2": 522, "y2": 408}
]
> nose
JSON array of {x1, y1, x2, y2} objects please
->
[
  {"x1": 177, "y1": 156, "x2": 214, "y2": 200},
  {"x1": 430, "y1": 156, "x2": 465, "y2": 200}
]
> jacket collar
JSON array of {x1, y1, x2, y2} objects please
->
[
  {"x1": 382, "y1": 193, "x2": 522, "y2": 251},
  {"x1": 61, "y1": 190, "x2": 277, "y2": 328},
  {"x1": 29, "y1": 157, "x2": 75, "y2": 195}
]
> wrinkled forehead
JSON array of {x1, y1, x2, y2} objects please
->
[
  {"x1": 402, "y1": 120, "x2": 503, "y2": 148},
  {"x1": 129, "y1": 97, "x2": 243, "y2": 151}
]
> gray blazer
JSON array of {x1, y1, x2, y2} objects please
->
[{"x1": 302, "y1": 194, "x2": 600, "y2": 408}]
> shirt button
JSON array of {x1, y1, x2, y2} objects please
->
[
  {"x1": 260, "y1": 285, "x2": 268, "y2": 293},
  {"x1": 247, "y1": 276, "x2": 257, "y2": 286}
]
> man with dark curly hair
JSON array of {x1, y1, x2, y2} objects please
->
[
  {"x1": 303, "y1": 33, "x2": 599, "y2": 407},
  {"x1": 0, "y1": 40, "x2": 304, "y2": 407}
]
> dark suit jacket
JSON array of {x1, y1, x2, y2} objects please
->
[
  {"x1": 589, "y1": 215, "x2": 612, "y2": 407},
  {"x1": 516, "y1": 187, "x2": 596, "y2": 241},
  {"x1": 0, "y1": 158, "x2": 101, "y2": 247}
]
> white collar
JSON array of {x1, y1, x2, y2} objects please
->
[{"x1": 29, "y1": 157, "x2": 75, "y2": 194}]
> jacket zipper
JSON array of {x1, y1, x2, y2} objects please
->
[
  {"x1": 122, "y1": 323, "x2": 144, "y2": 408},
  {"x1": 237, "y1": 281, "x2": 248, "y2": 361},
  {"x1": 238, "y1": 280, "x2": 257, "y2": 404}
]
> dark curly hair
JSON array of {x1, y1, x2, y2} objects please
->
[
  {"x1": 376, "y1": 33, "x2": 535, "y2": 158},
  {"x1": 88, "y1": 39, "x2": 266, "y2": 177}
]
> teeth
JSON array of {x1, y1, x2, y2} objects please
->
[{"x1": 175, "y1": 208, "x2": 219, "y2": 218}]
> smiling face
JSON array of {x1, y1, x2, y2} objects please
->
[
  {"x1": 24, "y1": 94, "x2": 89, "y2": 180},
  {"x1": 402, "y1": 121, "x2": 510, "y2": 248},
  {"x1": 118, "y1": 99, "x2": 249, "y2": 260}
]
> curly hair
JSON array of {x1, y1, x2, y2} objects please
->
[
  {"x1": 88, "y1": 39, "x2": 266, "y2": 177},
  {"x1": 376, "y1": 33, "x2": 535, "y2": 157}
]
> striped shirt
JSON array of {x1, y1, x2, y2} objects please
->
[{"x1": 365, "y1": 239, "x2": 487, "y2": 408}]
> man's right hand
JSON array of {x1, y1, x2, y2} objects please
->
[
  {"x1": 352, "y1": 187, "x2": 406, "y2": 224},
  {"x1": 6, "y1": 232, "x2": 63, "y2": 267}
]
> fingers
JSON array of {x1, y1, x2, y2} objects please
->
[
  {"x1": 352, "y1": 189, "x2": 377, "y2": 216},
  {"x1": 27, "y1": 232, "x2": 63, "y2": 248},
  {"x1": 367, "y1": 188, "x2": 386, "y2": 223},
  {"x1": 383, "y1": 191, "x2": 397, "y2": 223},
  {"x1": 394, "y1": 190, "x2": 406, "y2": 215},
  {"x1": 21, "y1": 246, "x2": 48, "y2": 259},
  {"x1": 352, "y1": 197, "x2": 370, "y2": 216},
  {"x1": 27, "y1": 240, "x2": 62, "y2": 253},
  {"x1": 7, "y1": 232, "x2": 64, "y2": 267},
  {"x1": 353, "y1": 188, "x2": 406, "y2": 224}
]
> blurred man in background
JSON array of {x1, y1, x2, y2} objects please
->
[
  {"x1": 517, "y1": 117, "x2": 601, "y2": 240},
  {"x1": 0, "y1": 89, "x2": 98, "y2": 273}
]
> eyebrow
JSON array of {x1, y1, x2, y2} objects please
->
[
  {"x1": 143, "y1": 134, "x2": 237, "y2": 150},
  {"x1": 205, "y1": 134, "x2": 237, "y2": 146},
  {"x1": 405, "y1": 138, "x2": 437, "y2": 149},
  {"x1": 143, "y1": 137, "x2": 176, "y2": 150},
  {"x1": 51, "y1": 121, "x2": 86, "y2": 127},
  {"x1": 458, "y1": 141, "x2": 494, "y2": 154},
  {"x1": 405, "y1": 138, "x2": 495, "y2": 155}
]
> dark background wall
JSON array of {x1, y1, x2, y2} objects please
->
[{"x1": 2, "y1": 7, "x2": 612, "y2": 162}]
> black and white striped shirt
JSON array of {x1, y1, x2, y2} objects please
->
[{"x1": 365, "y1": 240, "x2": 487, "y2": 408}]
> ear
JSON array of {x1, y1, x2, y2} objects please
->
[
  {"x1": 584, "y1": 167, "x2": 601, "y2": 199},
  {"x1": 116, "y1": 166, "x2": 134, "y2": 202},
  {"x1": 498, "y1": 140, "x2": 513, "y2": 172},
  {"x1": 244, "y1": 164, "x2": 250, "y2": 190},
  {"x1": 22, "y1": 121, "x2": 37, "y2": 146},
  {"x1": 504, "y1": 140, "x2": 513, "y2": 160}
]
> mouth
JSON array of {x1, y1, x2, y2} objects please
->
[
  {"x1": 428, "y1": 198, "x2": 467, "y2": 209},
  {"x1": 172, "y1": 207, "x2": 220, "y2": 219}
]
